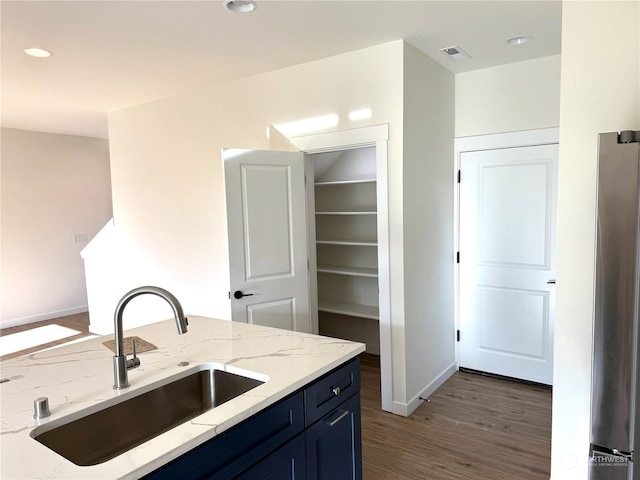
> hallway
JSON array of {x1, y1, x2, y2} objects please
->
[{"x1": 360, "y1": 354, "x2": 552, "y2": 479}]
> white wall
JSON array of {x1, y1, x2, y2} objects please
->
[
  {"x1": 552, "y1": 2, "x2": 640, "y2": 479},
  {"x1": 455, "y1": 55, "x2": 561, "y2": 137},
  {"x1": 401, "y1": 42, "x2": 456, "y2": 413},
  {"x1": 1, "y1": 128, "x2": 112, "y2": 327},
  {"x1": 103, "y1": 39, "x2": 455, "y2": 416},
  {"x1": 105, "y1": 41, "x2": 404, "y2": 333}
]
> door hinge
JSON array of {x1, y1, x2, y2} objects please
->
[
  {"x1": 457, "y1": 170, "x2": 461, "y2": 183},
  {"x1": 456, "y1": 251, "x2": 460, "y2": 264},
  {"x1": 457, "y1": 330, "x2": 460, "y2": 342}
]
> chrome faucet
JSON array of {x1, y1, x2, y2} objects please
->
[{"x1": 112, "y1": 286, "x2": 189, "y2": 390}]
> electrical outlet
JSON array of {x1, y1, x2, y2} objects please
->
[{"x1": 72, "y1": 233, "x2": 89, "y2": 244}]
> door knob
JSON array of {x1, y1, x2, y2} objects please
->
[
  {"x1": 547, "y1": 279, "x2": 556, "y2": 284},
  {"x1": 233, "y1": 290, "x2": 254, "y2": 299}
]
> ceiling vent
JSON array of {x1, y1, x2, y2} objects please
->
[{"x1": 439, "y1": 46, "x2": 471, "y2": 61}]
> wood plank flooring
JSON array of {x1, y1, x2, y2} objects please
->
[
  {"x1": 0, "y1": 312, "x2": 91, "y2": 361},
  {"x1": 360, "y1": 354, "x2": 551, "y2": 480}
]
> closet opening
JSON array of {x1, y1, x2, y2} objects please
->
[
  {"x1": 291, "y1": 123, "x2": 391, "y2": 412},
  {"x1": 307, "y1": 147, "x2": 381, "y2": 355}
]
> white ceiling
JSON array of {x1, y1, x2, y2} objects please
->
[{"x1": 1, "y1": 0, "x2": 562, "y2": 139}]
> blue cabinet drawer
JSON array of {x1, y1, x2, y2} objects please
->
[{"x1": 304, "y1": 358, "x2": 360, "y2": 426}]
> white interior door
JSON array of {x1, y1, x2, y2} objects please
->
[
  {"x1": 223, "y1": 149, "x2": 311, "y2": 333},
  {"x1": 458, "y1": 144, "x2": 558, "y2": 384}
]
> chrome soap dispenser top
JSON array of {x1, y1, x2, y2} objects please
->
[{"x1": 112, "y1": 286, "x2": 188, "y2": 390}]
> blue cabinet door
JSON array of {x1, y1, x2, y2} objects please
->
[
  {"x1": 235, "y1": 434, "x2": 305, "y2": 480},
  {"x1": 305, "y1": 393, "x2": 362, "y2": 480}
]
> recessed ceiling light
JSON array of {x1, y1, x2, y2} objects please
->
[
  {"x1": 224, "y1": 0, "x2": 257, "y2": 13},
  {"x1": 439, "y1": 45, "x2": 471, "y2": 61},
  {"x1": 506, "y1": 36, "x2": 532, "y2": 46},
  {"x1": 23, "y1": 47, "x2": 53, "y2": 58}
]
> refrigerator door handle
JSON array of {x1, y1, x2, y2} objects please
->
[
  {"x1": 610, "y1": 449, "x2": 634, "y2": 461},
  {"x1": 591, "y1": 444, "x2": 634, "y2": 461}
]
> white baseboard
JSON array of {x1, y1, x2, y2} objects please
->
[
  {"x1": 1, "y1": 306, "x2": 88, "y2": 329},
  {"x1": 391, "y1": 362, "x2": 457, "y2": 417}
]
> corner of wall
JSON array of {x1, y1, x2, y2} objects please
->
[
  {"x1": 1, "y1": 128, "x2": 112, "y2": 326},
  {"x1": 401, "y1": 42, "x2": 456, "y2": 407},
  {"x1": 392, "y1": 361, "x2": 457, "y2": 417},
  {"x1": 552, "y1": 2, "x2": 639, "y2": 478}
]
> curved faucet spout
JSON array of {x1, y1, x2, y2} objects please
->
[{"x1": 113, "y1": 286, "x2": 189, "y2": 389}]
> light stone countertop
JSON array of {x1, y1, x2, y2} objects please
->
[{"x1": 0, "y1": 316, "x2": 365, "y2": 480}]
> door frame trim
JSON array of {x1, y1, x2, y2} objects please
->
[
  {"x1": 289, "y1": 124, "x2": 389, "y2": 153},
  {"x1": 455, "y1": 127, "x2": 559, "y2": 153},
  {"x1": 289, "y1": 124, "x2": 392, "y2": 413},
  {"x1": 454, "y1": 127, "x2": 559, "y2": 367}
]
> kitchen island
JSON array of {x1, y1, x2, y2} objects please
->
[{"x1": 0, "y1": 316, "x2": 365, "y2": 479}]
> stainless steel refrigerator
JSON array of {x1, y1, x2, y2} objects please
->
[{"x1": 590, "y1": 130, "x2": 640, "y2": 480}]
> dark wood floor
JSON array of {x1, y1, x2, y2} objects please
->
[
  {"x1": 360, "y1": 354, "x2": 552, "y2": 479},
  {"x1": 1, "y1": 317, "x2": 551, "y2": 479},
  {"x1": 0, "y1": 312, "x2": 91, "y2": 361}
]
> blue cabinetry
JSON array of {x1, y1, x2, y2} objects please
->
[
  {"x1": 235, "y1": 434, "x2": 305, "y2": 480},
  {"x1": 143, "y1": 358, "x2": 361, "y2": 480},
  {"x1": 306, "y1": 392, "x2": 362, "y2": 480},
  {"x1": 304, "y1": 357, "x2": 362, "y2": 480}
]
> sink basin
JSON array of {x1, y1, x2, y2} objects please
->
[{"x1": 31, "y1": 365, "x2": 265, "y2": 466}]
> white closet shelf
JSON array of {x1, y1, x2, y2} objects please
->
[
  {"x1": 318, "y1": 300, "x2": 379, "y2": 320},
  {"x1": 317, "y1": 265, "x2": 378, "y2": 278},
  {"x1": 314, "y1": 179, "x2": 376, "y2": 186},
  {"x1": 316, "y1": 240, "x2": 377, "y2": 247},
  {"x1": 315, "y1": 211, "x2": 377, "y2": 216}
]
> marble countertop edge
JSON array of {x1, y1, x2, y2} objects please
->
[{"x1": 0, "y1": 316, "x2": 365, "y2": 480}]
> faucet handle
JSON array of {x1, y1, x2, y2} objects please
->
[{"x1": 126, "y1": 338, "x2": 141, "y2": 370}]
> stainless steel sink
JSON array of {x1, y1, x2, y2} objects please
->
[{"x1": 31, "y1": 365, "x2": 265, "y2": 466}]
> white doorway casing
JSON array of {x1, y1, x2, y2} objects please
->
[
  {"x1": 455, "y1": 128, "x2": 559, "y2": 384},
  {"x1": 289, "y1": 124, "x2": 392, "y2": 413},
  {"x1": 222, "y1": 125, "x2": 391, "y2": 412}
]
